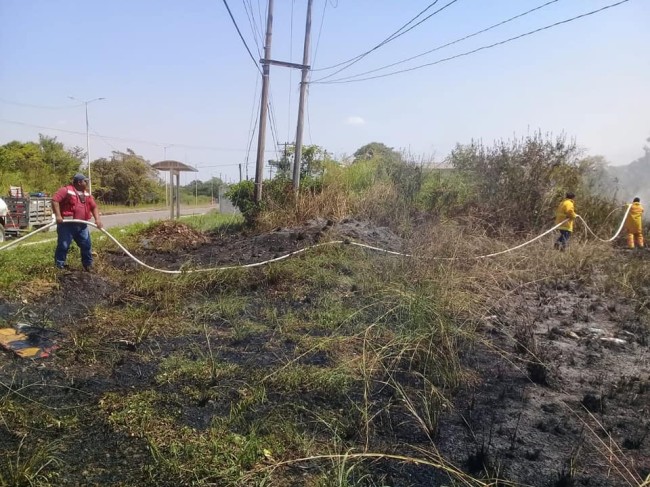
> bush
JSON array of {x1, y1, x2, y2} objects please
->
[
  {"x1": 448, "y1": 132, "x2": 617, "y2": 233},
  {"x1": 225, "y1": 180, "x2": 257, "y2": 224}
]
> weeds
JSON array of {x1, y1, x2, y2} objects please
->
[
  {"x1": 0, "y1": 436, "x2": 60, "y2": 487},
  {"x1": 0, "y1": 148, "x2": 648, "y2": 486}
]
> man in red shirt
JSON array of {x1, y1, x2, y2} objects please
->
[{"x1": 52, "y1": 173, "x2": 103, "y2": 271}]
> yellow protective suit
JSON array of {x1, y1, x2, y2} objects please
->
[
  {"x1": 555, "y1": 198, "x2": 577, "y2": 232},
  {"x1": 625, "y1": 202, "x2": 644, "y2": 248}
]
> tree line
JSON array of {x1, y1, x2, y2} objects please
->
[{"x1": 0, "y1": 136, "x2": 224, "y2": 205}]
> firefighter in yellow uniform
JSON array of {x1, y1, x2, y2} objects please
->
[
  {"x1": 554, "y1": 192, "x2": 577, "y2": 251},
  {"x1": 625, "y1": 197, "x2": 644, "y2": 249}
]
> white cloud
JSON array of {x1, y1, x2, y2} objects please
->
[{"x1": 345, "y1": 116, "x2": 365, "y2": 126}]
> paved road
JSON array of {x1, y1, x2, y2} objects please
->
[
  {"x1": 2, "y1": 206, "x2": 216, "y2": 248},
  {"x1": 97, "y1": 206, "x2": 215, "y2": 230}
]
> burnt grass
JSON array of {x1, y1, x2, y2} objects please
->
[{"x1": 0, "y1": 219, "x2": 649, "y2": 486}]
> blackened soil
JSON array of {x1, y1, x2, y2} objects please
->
[
  {"x1": 433, "y1": 279, "x2": 650, "y2": 486},
  {"x1": 0, "y1": 220, "x2": 648, "y2": 486},
  {"x1": 105, "y1": 217, "x2": 406, "y2": 271}
]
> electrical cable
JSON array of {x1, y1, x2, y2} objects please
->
[
  {"x1": 0, "y1": 118, "x2": 255, "y2": 152},
  {"x1": 0, "y1": 98, "x2": 85, "y2": 110},
  {"x1": 314, "y1": 0, "x2": 630, "y2": 84},
  {"x1": 312, "y1": 0, "x2": 444, "y2": 71},
  {"x1": 322, "y1": 0, "x2": 562, "y2": 83},
  {"x1": 245, "y1": 79, "x2": 261, "y2": 180},
  {"x1": 242, "y1": 0, "x2": 263, "y2": 54},
  {"x1": 88, "y1": 124, "x2": 121, "y2": 153},
  {"x1": 221, "y1": 0, "x2": 262, "y2": 73},
  {"x1": 312, "y1": 0, "x2": 460, "y2": 81},
  {"x1": 311, "y1": 0, "x2": 329, "y2": 70},
  {"x1": 256, "y1": 0, "x2": 265, "y2": 39},
  {"x1": 287, "y1": 0, "x2": 295, "y2": 142}
]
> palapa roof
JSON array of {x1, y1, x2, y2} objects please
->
[{"x1": 151, "y1": 160, "x2": 198, "y2": 172}]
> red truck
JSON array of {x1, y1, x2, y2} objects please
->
[{"x1": 0, "y1": 187, "x2": 53, "y2": 242}]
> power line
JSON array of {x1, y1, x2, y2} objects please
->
[
  {"x1": 306, "y1": 86, "x2": 313, "y2": 145},
  {"x1": 287, "y1": 0, "x2": 295, "y2": 142},
  {"x1": 245, "y1": 77, "x2": 261, "y2": 179},
  {"x1": 221, "y1": 0, "x2": 261, "y2": 73},
  {"x1": 312, "y1": 0, "x2": 441, "y2": 72},
  {"x1": 242, "y1": 0, "x2": 263, "y2": 54},
  {"x1": 0, "y1": 118, "x2": 273, "y2": 152},
  {"x1": 323, "y1": 0, "x2": 562, "y2": 83},
  {"x1": 314, "y1": 0, "x2": 631, "y2": 85},
  {"x1": 88, "y1": 123, "x2": 121, "y2": 153},
  {"x1": 312, "y1": 0, "x2": 460, "y2": 81},
  {"x1": 311, "y1": 0, "x2": 329, "y2": 69},
  {"x1": 255, "y1": 0, "x2": 265, "y2": 40},
  {"x1": 0, "y1": 98, "x2": 85, "y2": 110},
  {"x1": 194, "y1": 162, "x2": 244, "y2": 168},
  {"x1": 267, "y1": 93, "x2": 281, "y2": 161}
]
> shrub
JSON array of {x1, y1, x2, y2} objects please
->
[
  {"x1": 225, "y1": 180, "x2": 257, "y2": 224},
  {"x1": 448, "y1": 132, "x2": 617, "y2": 233}
]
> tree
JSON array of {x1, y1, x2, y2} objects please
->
[
  {"x1": 268, "y1": 144, "x2": 333, "y2": 179},
  {"x1": 353, "y1": 142, "x2": 402, "y2": 164},
  {"x1": 91, "y1": 149, "x2": 163, "y2": 205},
  {"x1": 0, "y1": 135, "x2": 83, "y2": 193},
  {"x1": 182, "y1": 177, "x2": 225, "y2": 198}
]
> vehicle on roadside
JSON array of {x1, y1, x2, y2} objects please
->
[
  {"x1": 0, "y1": 196, "x2": 7, "y2": 242},
  {"x1": 0, "y1": 187, "x2": 53, "y2": 241}
]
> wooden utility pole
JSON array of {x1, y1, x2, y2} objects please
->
[
  {"x1": 254, "y1": 0, "x2": 274, "y2": 203},
  {"x1": 278, "y1": 141, "x2": 293, "y2": 174},
  {"x1": 238, "y1": 163, "x2": 243, "y2": 182},
  {"x1": 292, "y1": 0, "x2": 313, "y2": 194}
]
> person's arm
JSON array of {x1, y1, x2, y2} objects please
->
[
  {"x1": 91, "y1": 205, "x2": 103, "y2": 229},
  {"x1": 52, "y1": 201, "x2": 63, "y2": 224},
  {"x1": 566, "y1": 202, "x2": 577, "y2": 220},
  {"x1": 52, "y1": 187, "x2": 68, "y2": 224}
]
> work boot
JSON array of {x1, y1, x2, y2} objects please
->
[{"x1": 83, "y1": 265, "x2": 93, "y2": 273}]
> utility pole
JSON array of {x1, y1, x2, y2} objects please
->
[
  {"x1": 292, "y1": 0, "x2": 313, "y2": 194},
  {"x1": 238, "y1": 163, "x2": 243, "y2": 182},
  {"x1": 278, "y1": 141, "x2": 293, "y2": 175},
  {"x1": 254, "y1": 0, "x2": 274, "y2": 203}
]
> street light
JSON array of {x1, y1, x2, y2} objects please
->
[
  {"x1": 163, "y1": 145, "x2": 173, "y2": 206},
  {"x1": 68, "y1": 96, "x2": 106, "y2": 193}
]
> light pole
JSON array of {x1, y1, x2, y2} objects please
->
[
  {"x1": 163, "y1": 145, "x2": 173, "y2": 206},
  {"x1": 69, "y1": 96, "x2": 105, "y2": 193}
]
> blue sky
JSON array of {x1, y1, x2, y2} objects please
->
[{"x1": 1, "y1": 0, "x2": 648, "y2": 184}]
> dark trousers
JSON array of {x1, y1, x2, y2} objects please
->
[
  {"x1": 55, "y1": 222, "x2": 92, "y2": 268},
  {"x1": 555, "y1": 230, "x2": 571, "y2": 250}
]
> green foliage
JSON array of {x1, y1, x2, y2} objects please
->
[
  {"x1": 0, "y1": 436, "x2": 60, "y2": 487},
  {"x1": 225, "y1": 179, "x2": 257, "y2": 224},
  {"x1": 91, "y1": 149, "x2": 164, "y2": 205},
  {"x1": 182, "y1": 177, "x2": 225, "y2": 199},
  {"x1": 269, "y1": 144, "x2": 335, "y2": 178},
  {"x1": 448, "y1": 132, "x2": 616, "y2": 231},
  {"x1": 0, "y1": 135, "x2": 83, "y2": 193},
  {"x1": 333, "y1": 159, "x2": 378, "y2": 192},
  {"x1": 416, "y1": 169, "x2": 472, "y2": 215},
  {"x1": 353, "y1": 142, "x2": 402, "y2": 165}
]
